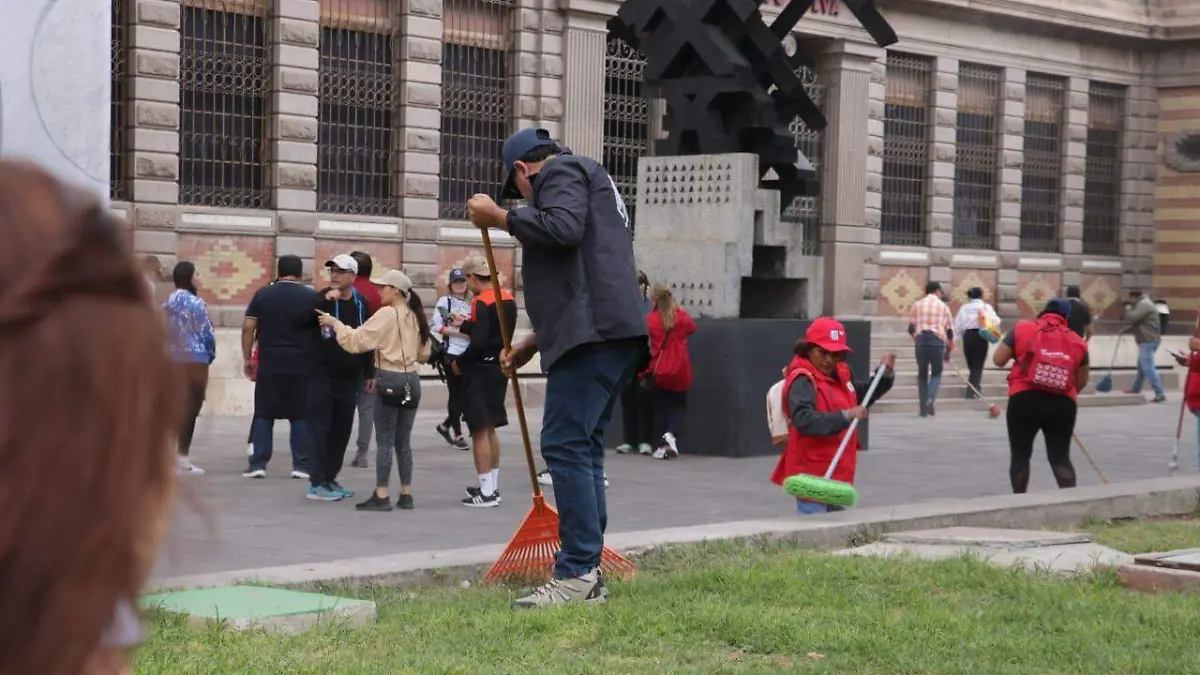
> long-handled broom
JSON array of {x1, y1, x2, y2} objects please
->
[
  {"x1": 476, "y1": 229, "x2": 636, "y2": 585},
  {"x1": 783, "y1": 361, "x2": 889, "y2": 508},
  {"x1": 946, "y1": 362, "x2": 1002, "y2": 418},
  {"x1": 1094, "y1": 331, "x2": 1124, "y2": 393},
  {"x1": 1072, "y1": 433, "x2": 1109, "y2": 484},
  {"x1": 1168, "y1": 310, "x2": 1200, "y2": 476}
]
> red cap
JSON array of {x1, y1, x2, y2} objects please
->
[{"x1": 805, "y1": 317, "x2": 852, "y2": 353}]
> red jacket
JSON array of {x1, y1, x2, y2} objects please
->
[
  {"x1": 771, "y1": 356, "x2": 860, "y2": 487},
  {"x1": 352, "y1": 277, "x2": 382, "y2": 316},
  {"x1": 1006, "y1": 314, "x2": 1089, "y2": 401},
  {"x1": 643, "y1": 307, "x2": 696, "y2": 391},
  {"x1": 1185, "y1": 351, "x2": 1200, "y2": 413}
]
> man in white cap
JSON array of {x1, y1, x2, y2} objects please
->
[
  {"x1": 467, "y1": 127, "x2": 647, "y2": 608},
  {"x1": 304, "y1": 254, "x2": 375, "y2": 502}
]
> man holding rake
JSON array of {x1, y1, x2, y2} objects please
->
[{"x1": 466, "y1": 127, "x2": 647, "y2": 608}]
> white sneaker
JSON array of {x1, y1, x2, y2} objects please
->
[
  {"x1": 291, "y1": 470, "x2": 310, "y2": 480},
  {"x1": 604, "y1": 472, "x2": 610, "y2": 489},
  {"x1": 242, "y1": 468, "x2": 267, "y2": 479},
  {"x1": 512, "y1": 570, "x2": 604, "y2": 608},
  {"x1": 652, "y1": 447, "x2": 668, "y2": 460},
  {"x1": 537, "y1": 469, "x2": 553, "y2": 487},
  {"x1": 662, "y1": 432, "x2": 679, "y2": 459},
  {"x1": 176, "y1": 457, "x2": 205, "y2": 475}
]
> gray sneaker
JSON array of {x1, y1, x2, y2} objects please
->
[{"x1": 512, "y1": 570, "x2": 605, "y2": 608}]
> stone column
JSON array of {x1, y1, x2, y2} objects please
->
[
  {"x1": 818, "y1": 40, "x2": 884, "y2": 317},
  {"x1": 270, "y1": 0, "x2": 320, "y2": 272},
  {"x1": 512, "y1": 0, "x2": 541, "y2": 132},
  {"x1": 995, "y1": 67, "x2": 1025, "y2": 312},
  {"x1": 1121, "y1": 83, "x2": 1158, "y2": 291},
  {"x1": 559, "y1": 5, "x2": 607, "y2": 159},
  {"x1": 398, "y1": 0, "x2": 444, "y2": 298},
  {"x1": 1060, "y1": 76, "x2": 1088, "y2": 258},
  {"x1": 128, "y1": 0, "x2": 182, "y2": 213},
  {"x1": 927, "y1": 56, "x2": 957, "y2": 282}
]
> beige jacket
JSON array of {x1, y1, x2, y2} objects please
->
[{"x1": 333, "y1": 301, "x2": 431, "y2": 373}]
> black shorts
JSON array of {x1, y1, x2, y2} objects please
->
[
  {"x1": 462, "y1": 363, "x2": 509, "y2": 433},
  {"x1": 253, "y1": 373, "x2": 309, "y2": 420}
]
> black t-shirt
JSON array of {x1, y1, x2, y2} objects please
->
[
  {"x1": 245, "y1": 280, "x2": 320, "y2": 376},
  {"x1": 1065, "y1": 298, "x2": 1092, "y2": 338}
]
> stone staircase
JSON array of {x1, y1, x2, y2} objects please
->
[{"x1": 868, "y1": 318, "x2": 1182, "y2": 415}]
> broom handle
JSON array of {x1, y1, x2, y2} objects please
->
[
  {"x1": 824, "y1": 362, "x2": 888, "y2": 480},
  {"x1": 1072, "y1": 433, "x2": 1110, "y2": 484},
  {"x1": 479, "y1": 229, "x2": 542, "y2": 498}
]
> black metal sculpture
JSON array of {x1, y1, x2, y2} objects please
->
[{"x1": 608, "y1": 0, "x2": 898, "y2": 210}]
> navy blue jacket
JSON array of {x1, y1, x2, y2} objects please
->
[{"x1": 506, "y1": 150, "x2": 648, "y2": 369}]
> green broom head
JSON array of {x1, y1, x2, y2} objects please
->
[{"x1": 783, "y1": 474, "x2": 858, "y2": 508}]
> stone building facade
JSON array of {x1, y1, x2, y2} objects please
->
[{"x1": 109, "y1": 0, "x2": 1200, "y2": 329}]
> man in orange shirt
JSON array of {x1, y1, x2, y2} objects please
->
[
  {"x1": 907, "y1": 281, "x2": 955, "y2": 417},
  {"x1": 455, "y1": 257, "x2": 518, "y2": 508}
]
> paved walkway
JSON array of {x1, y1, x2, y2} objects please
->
[{"x1": 153, "y1": 401, "x2": 1199, "y2": 580}]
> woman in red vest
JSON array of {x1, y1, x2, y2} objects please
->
[
  {"x1": 1170, "y1": 314, "x2": 1200, "y2": 469},
  {"x1": 643, "y1": 285, "x2": 696, "y2": 459},
  {"x1": 771, "y1": 318, "x2": 896, "y2": 515},
  {"x1": 992, "y1": 298, "x2": 1090, "y2": 493}
]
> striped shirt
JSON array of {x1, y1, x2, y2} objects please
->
[{"x1": 909, "y1": 293, "x2": 954, "y2": 338}]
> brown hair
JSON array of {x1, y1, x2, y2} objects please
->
[
  {"x1": 650, "y1": 284, "x2": 678, "y2": 332},
  {"x1": 0, "y1": 161, "x2": 184, "y2": 675}
]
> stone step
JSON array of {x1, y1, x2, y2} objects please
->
[{"x1": 871, "y1": 391, "x2": 1147, "y2": 415}]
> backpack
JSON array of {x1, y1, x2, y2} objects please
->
[{"x1": 1019, "y1": 321, "x2": 1077, "y2": 393}]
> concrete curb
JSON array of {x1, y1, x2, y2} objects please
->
[{"x1": 152, "y1": 476, "x2": 1200, "y2": 591}]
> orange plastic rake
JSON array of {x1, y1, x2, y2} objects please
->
[{"x1": 476, "y1": 228, "x2": 636, "y2": 585}]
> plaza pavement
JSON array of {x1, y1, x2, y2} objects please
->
[{"x1": 152, "y1": 399, "x2": 1198, "y2": 581}]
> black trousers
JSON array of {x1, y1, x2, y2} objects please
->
[
  {"x1": 443, "y1": 355, "x2": 465, "y2": 437},
  {"x1": 305, "y1": 374, "x2": 358, "y2": 488},
  {"x1": 962, "y1": 330, "x2": 989, "y2": 397},
  {"x1": 652, "y1": 388, "x2": 687, "y2": 440},
  {"x1": 178, "y1": 364, "x2": 209, "y2": 457},
  {"x1": 620, "y1": 378, "x2": 654, "y2": 446},
  {"x1": 1006, "y1": 389, "x2": 1077, "y2": 493}
]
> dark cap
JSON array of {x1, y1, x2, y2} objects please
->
[
  {"x1": 500, "y1": 127, "x2": 555, "y2": 199},
  {"x1": 448, "y1": 268, "x2": 467, "y2": 282},
  {"x1": 1041, "y1": 298, "x2": 1071, "y2": 318}
]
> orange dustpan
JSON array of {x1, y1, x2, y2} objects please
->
[{"x1": 476, "y1": 228, "x2": 635, "y2": 585}]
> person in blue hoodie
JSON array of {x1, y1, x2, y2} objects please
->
[{"x1": 163, "y1": 261, "x2": 216, "y2": 475}]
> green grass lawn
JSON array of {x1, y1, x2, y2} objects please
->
[
  {"x1": 135, "y1": 539, "x2": 1200, "y2": 675},
  {"x1": 1078, "y1": 517, "x2": 1200, "y2": 554}
]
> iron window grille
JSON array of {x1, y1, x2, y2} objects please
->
[
  {"x1": 179, "y1": 0, "x2": 271, "y2": 209},
  {"x1": 881, "y1": 52, "x2": 932, "y2": 247},
  {"x1": 317, "y1": 1, "x2": 398, "y2": 216},
  {"x1": 439, "y1": 0, "x2": 512, "y2": 220},
  {"x1": 780, "y1": 66, "x2": 825, "y2": 256},
  {"x1": 1082, "y1": 82, "x2": 1126, "y2": 257},
  {"x1": 602, "y1": 36, "x2": 650, "y2": 234},
  {"x1": 110, "y1": 0, "x2": 130, "y2": 201},
  {"x1": 952, "y1": 63, "x2": 1000, "y2": 250},
  {"x1": 1019, "y1": 73, "x2": 1065, "y2": 253}
]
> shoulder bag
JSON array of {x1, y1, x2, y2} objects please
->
[{"x1": 377, "y1": 307, "x2": 419, "y2": 409}]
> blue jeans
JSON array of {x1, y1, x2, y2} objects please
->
[
  {"x1": 541, "y1": 339, "x2": 640, "y2": 580},
  {"x1": 1130, "y1": 340, "x2": 1165, "y2": 397},
  {"x1": 249, "y1": 417, "x2": 310, "y2": 473},
  {"x1": 796, "y1": 500, "x2": 846, "y2": 515}
]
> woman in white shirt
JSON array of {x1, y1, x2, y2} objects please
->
[{"x1": 953, "y1": 287, "x2": 1000, "y2": 398}]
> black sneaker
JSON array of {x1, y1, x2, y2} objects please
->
[
  {"x1": 395, "y1": 493, "x2": 414, "y2": 510},
  {"x1": 462, "y1": 487, "x2": 500, "y2": 508},
  {"x1": 927, "y1": 403, "x2": 936, "y2": 416},
  {"x1": 1152, "y1": 395, "x2": 1167, "y2": 403},
  {"x1": 356, "y1": 493, "x2": 392, "y2": 512},
  {"x1": 595, "y1": 567, "x2": 610, "y2": 599},
  {"x1": 463, "y1": 485, "x2": 501, "y2": 503},
  {"x1": 453, "y1": 437, "x2": 469, "y2": 451},
  {"x1": 436, "y1": 424, "x2": 456, "y2": 446}
]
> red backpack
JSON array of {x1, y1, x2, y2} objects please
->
[{"x1": 1019, "y1": 319, "x2": 1077, "y2": 393}]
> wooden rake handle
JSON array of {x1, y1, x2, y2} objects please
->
[{"x1": 479, "y1": 229, "x2": 542, "y2": 498}]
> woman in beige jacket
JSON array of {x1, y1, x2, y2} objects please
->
[{"x1": 318, "y1": 269, "x2": 432, "y2": 511}]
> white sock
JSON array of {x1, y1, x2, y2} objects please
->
[
  {"x1": 479, "y1": 473, "x2": 495, "y2": 497},
  {"x1": 491, "y1": 468, "x2": 499, "y2": 492}
]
